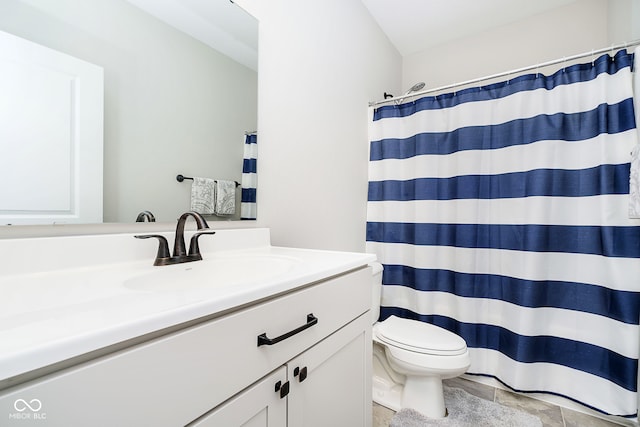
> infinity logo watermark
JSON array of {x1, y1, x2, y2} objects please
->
[
  {"x1": 14, "y1": 399, "x2": 42, "y2": 412},
  {"x1": 8, "y1": 398, "x2": 46, "y2": 421}
]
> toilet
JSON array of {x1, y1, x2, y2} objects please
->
[{"x1": 370, "y1": 262, "x2": 471, "y2": 418}]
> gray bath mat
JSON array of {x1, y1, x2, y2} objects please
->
[{"x1": 389, "y1": 386, "x2": 542, "y2": 427}]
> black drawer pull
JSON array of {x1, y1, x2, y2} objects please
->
[{"x1": 257, "y1": 314, "x2": 318, "y2": 347}]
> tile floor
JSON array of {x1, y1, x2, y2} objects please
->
[{"x1": 372, "y1": 377, "x2": 625, "y2": 427}]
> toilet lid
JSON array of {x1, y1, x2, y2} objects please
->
[{"x1": 376, "y1": 316, "x2": 467, "y2": 356}]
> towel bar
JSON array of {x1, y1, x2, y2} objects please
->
[{"x1": 176, "y1": 174, "x2": 240, "y2": 187}]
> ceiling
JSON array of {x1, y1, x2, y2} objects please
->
[
  {"x1": 125, "y1": 0, "x2": 580, "y2": 70},
  {"x1": 124, "y1": 0, "x2": 258, "y2": 71},
  {"x1": 360, "y1": 0, "x2": 579, "y2": 56}
]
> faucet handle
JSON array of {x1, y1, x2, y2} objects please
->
[
  {"x1": 188, "y1": 231, "x2": 216, "y2": 259},
  {"x1": 135, "y1": 210, "x2": 156, "y2": 222},
  {"x1": 135, "y1": 234, "x2": 171, "y2": 265}
]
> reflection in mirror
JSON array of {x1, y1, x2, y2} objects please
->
[{"x1": 0, "y1": 0, "x2": 258, "y2": 225}]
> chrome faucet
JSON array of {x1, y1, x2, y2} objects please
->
[
  {"x1": 135, "y1": 210, "x2": 156, "y2": 222},
  {"x1": 135, "y1": 211, "x2": 216, "y2": 266}
]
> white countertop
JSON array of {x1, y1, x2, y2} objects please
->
[{"x1": 0, "y1": 230, "x2": 375, "y2": 383}]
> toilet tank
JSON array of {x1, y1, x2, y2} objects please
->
[{"x1": 370, "y1": 262, "x2": 383, "y2": 324}]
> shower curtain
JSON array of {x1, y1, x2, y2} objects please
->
[
  {"x1": 241, "y1": 133, "x2": 257, "y2": 220},
  {"x1": 366, "y1": 49, "x2": 640, "y2": 417}
]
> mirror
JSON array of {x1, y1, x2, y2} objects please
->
[{"x1": 0, "y1": 0, "x2": 258, "y2": 224}]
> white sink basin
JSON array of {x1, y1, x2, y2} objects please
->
[{"x1": 123, "y1": 254, "x2": 301, "y2": 292}]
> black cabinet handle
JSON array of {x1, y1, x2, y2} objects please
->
[
  {"x1": 257, "y1": 314, "x2": 318, "y2": 347},
  {"x1": 293, "y1": 366, "x2": 308, "y2": 382},
  {"x1": 299, "y1": 366, "x2": 308, "y2": 382},
  {"x1": 274, "y1": 380, "x2": 290, "y2": 398}
]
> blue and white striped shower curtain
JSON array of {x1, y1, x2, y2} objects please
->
[
  {"x1": 241, "y1": 133, "x2": 257, "y2": 220},
  {"x1": 366, "y1": 49, "x2": 640, "y2": 417}
]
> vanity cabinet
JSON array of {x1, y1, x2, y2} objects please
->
[
  {"x1": 0, "y1": 267, "x2": 371, "y2": 427},
  {"x1": 192, "y1": 313, "x2": 370, "y2": 427}
]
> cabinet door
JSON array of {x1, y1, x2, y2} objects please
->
[
  {"x1": 287, "y1": 313, "x2": 372, "y2": 427},
  {"x1": 188, "y1": 367, "x2": 287, "y2": 427}
]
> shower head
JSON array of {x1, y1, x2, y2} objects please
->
[
  {"x1": 396, "y1": 82, "x2": 426, "y2": 104},
  {"x1": 404, "y1": 82, "x2": 426, "y2": 95}
]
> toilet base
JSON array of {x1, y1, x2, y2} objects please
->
[
  {"x1": 373, "y1": 346, "x2": 447, "y2": 418},
  {"x1": 373, "y1": 372, "x2": 448, "y2": 419},
  {"x1": 372, "y1": 345, "x2": 403, "y2": 411},
  {"x1": 402, "y1": 375, "x2": 446, "y2": 419},
  {"x1": 372, "y1": 373, "x2": 402, "y2": 411}
]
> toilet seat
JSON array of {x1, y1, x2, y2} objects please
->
[{"x1": 375, "y1": 316, "x2": 467, "y2": 356}]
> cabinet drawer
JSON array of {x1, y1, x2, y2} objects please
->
[{"x1": 0, "y1": 267, "x2": 370, "y2": 427}]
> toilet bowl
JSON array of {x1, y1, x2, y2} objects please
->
[{"x1": 370, "y1": 262, "x2": 471, "y2": 418}]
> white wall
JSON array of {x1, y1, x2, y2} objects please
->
[
  {"x1": 402, "y1": 0, "x2": 612, "y2": 92},
  {"x1": 608, "y1": 0, "x2": 640, "y2": 43},
  {"x1": 238, "y1": 0, "x2": 401, "y2": 252}
]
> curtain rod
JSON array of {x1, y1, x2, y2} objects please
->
[{"x1": 369, "y1": 39, "x2": 640, "y2": 107}]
